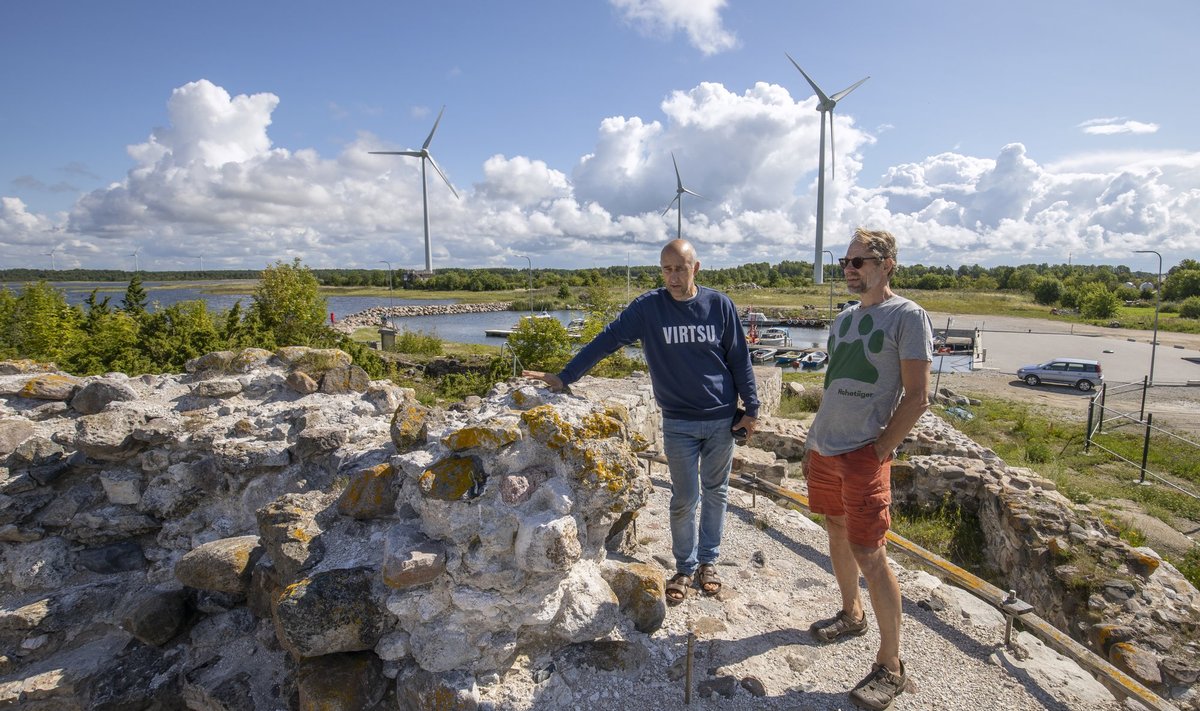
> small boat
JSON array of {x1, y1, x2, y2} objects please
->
[
  {"x1": 799, "y1": 351, "x2": 828, "y2": 369},
  {"x1": 740, "y1": 310, "x2": 781, "y2": 327},
  {"x1": 774, "y1": 348, "x2": 804, "y2": 366},
  {"x1": 751, "y1": 347, "x2": 778, "y2": 363},
  {"x1": 755, "y1": 327, "x2": 791, "y2": 347}
]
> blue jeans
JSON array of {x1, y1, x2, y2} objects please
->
[{"x1": 662, "y1": 416, "x2": 734, "y2": 576}]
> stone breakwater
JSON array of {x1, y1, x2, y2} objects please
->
[{"x1": 333, "y1": 302, "x2": 515, "y2": 333}]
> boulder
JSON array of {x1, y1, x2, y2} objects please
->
[
  {"x1": 175, "y1": 536, "x2": 264, "y2": 594},
  {"x1": 601, "y1": 560, "x2": 666, "y2": 633},
  {"x1": 118, "y1": 588, "x2": 190, "y2": 647},
  {"x1": 337, "y1": 463, "x2": 399, "y2": 520},
  {"x1": 18, "y1": 373, "x2": 82, "y2": 401},
  {"x1": 69, "y1": 379, "x2": 138, "y2": 415},
  {"x1": 75, "y1": 410, "x2": 146, "y2": 461},
  {"x1": 272, "y1": 566, "x2": 388, "y2": 658},
  {"x1": 296, "y1": 652, "x2": 388, "y2": 711},
  {"x1": 0, "y1": 419, "x2": 36, "y2": 458}
]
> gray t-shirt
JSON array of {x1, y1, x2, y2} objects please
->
[{"x1": 806, "y1": 295, "x2": 933, "y2": 456}]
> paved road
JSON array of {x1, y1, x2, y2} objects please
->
[{"x1": 929, "y1": 312, "x2": 1200, "y2": 386}]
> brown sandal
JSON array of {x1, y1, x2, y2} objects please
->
[
  {"x1": 665, "y1": 573, "x2": 692, "y2": 605},
  {"x1": 697, "y1": 564, "x2": 721, "y2": 596}
]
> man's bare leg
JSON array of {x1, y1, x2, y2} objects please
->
[
  {"x1": 852, "y1": 542, "x2": 902, "y2": 672},
  {"x1": 825, "y1": 514, "x2": 865, "y2": 621}
]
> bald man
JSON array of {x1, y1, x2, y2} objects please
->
[{"x1": 526, "y1": 239, "x2": 759, "y2": 604}]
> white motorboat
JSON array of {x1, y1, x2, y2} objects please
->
[
  {"x1": 751, "y1": 347, "x2": 778, "y2": 363},
  {"x1": 799, "y1": 350, "x2": 828, "y2": 369},
  {"x1": 755, "y1": 327, "x2": 791, "y2": 347}
]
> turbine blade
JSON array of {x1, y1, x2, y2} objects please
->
[
  {"x1": 425, "y1": 154, "x2": 459, "y2": 199},
  {"x1": 369, "y1": 150, "x2": 424, "y2": 157},
  {"x1": 423, "y1": 105, "x2": 446, "y2": 150},
  {"x1": 785, "y1": 53, "x2": 830, "y2": 104},
  {"x1": 830, "y1": 76, "x2": 869, "y2": 103},
  {"x1": 662, "y1": 195, "x2": 680, "y2": 216},
  {"x1": 672, "y1": 152, "x2": 683, "y2": 190},
  {"x1": 682, "y1": 188, "x2": 705, "y2": 200}
]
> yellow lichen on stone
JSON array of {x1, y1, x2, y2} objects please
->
[
  {"x1": 391, "y1": 402, "x2": 429, "y2": 450},
  {"x1": 579, "y1": 412, "x2": 624, "y2": 440},
  {"x1": 521, "y1": 406, "x2": 572, "y2": 451},
  {"x1": 290, "y1": 527, "x2": 313, "y2": 543},
  {"x1": 419, "y1": 456, "x2": 480, "y2": 501},
  {"x1": 443, "y1": 423, "x2": 521, "y2": 452}
]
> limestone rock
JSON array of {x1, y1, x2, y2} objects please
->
[
  {"x1": 286, "y1": 370, "x2": 319, "y2": 394},
  {"x1": 337, "y1": 463, "x2": 399, "y2": 520},
  {"x1": 601, "y1": 560, "x2": 666, "y2": 633},
  {"x1": 77, "y1": 541, "x2": 146, "y2": 574},
  {"x1": 0, "y1": 419, "x2": 36, "y2": 457},
  {"x1": 18, "y1": 373, "x2": 82, "y2": 401},
  {"x1": 69, "y1": 378, "x2": 138, "y2": 415},
  {"x1": 731, "y1": 445, "x2": 788, "y2": 484},
  {"x1": 319, "y1": 365, "x2": 371, "y2": 394},
  {"x1": 382, "y1": 525, "x2": 447, "y2": 590},
  {"x1": 296, "y1": 652, "x2": 388, "y2": 711},
  {"x1": 75, "y1": 409, "x2": 147, "y2": 461},
  {"x1": 272, "y1": 566, "x2": 388, "y2": 657},
  {"x1": 395, "y1": 668, "x2": 479, "y2": 711},
  {"x1": 294, "y1": 426, "x2": 348, "y2": 462},
  {"x1": 175, "y1": 536, "x2": 264, "y2": 594},
  {"x1": 193, "y1": 378, "x2": 244, "y2": 398},
  {"x1": 256, "y1": 491, "x2": 331, "y2": 583},
  {"x1": 391, "y1": 400, "x2": 431, "y2": 451},
  {"x1": 118, "y1": 588, "x2": 190, "y2": 647},
  {"x1": 186, "y1": 350, "x2": 236, "y2": 374}
]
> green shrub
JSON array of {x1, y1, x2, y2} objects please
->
[
  {"x1": 392, "y1": 328, "x2": 444, "y2": 355},
  {"x1": 1031, "y1": 276, "x2": 1063, "y2": 305},
  {"x1": 1025, "y1": 441, "x2": 1051, "y2": 464},
  {"x1": 1179, "y1": 296, "x2": 1200, "y2": 319}
]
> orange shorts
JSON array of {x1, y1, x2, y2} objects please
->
[{"x1": 804, "y1": 444, "x2": 893, "y2": 548}]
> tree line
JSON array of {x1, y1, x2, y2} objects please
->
[{"x1": 0, "y1": 260, "x2": 388, "y2": 378}]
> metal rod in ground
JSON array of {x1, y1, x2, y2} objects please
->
[
  {"x1": 1140, "y1": 413, "x2": 1153, "y2": 484},
  {"x1": 685, "y1": 632, "x2": 695, "y2": 704},
  {"x1": 1099, "y1": 384, "x2": 1107, "y2": 434},
  {"x1": 1140, "y1": 375, "x2": 1149, "y2": 422},
  {"x1": 1086, "y1": 396, "x2": 1095, "y2": 453}
]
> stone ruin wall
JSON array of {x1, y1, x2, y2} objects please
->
[{"x1": 0, "y1": 351, "x2": 1195, "y2": 709}]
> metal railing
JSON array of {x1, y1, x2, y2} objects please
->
[
  {"x1": 1086, "y1": 381, "x2": 1200, "y2": 498},
  {"x1": 634, "y1": 450, "x2": 1180, "y2": 710}
]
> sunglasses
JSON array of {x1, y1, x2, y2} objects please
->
[{"x1": 838, "y1": 256, "x2": 883, "y2": 269}]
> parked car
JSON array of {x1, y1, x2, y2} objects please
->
[{"x1": 1016, "y1": 358, "x2": 1103, "y2": 391}]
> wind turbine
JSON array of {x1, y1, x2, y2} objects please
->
[
  {"x1": 44, "y1": 246, "x2": 60, "y2": 271},
  {"x1": 661, "y1": 153, "x2": 705, "y2": 240},
  {"x1": 786, "y1": 53, "x2": 868, "y2": 285},
  {"x1": 130, "y1": 248, "x2": 140, "y2": 273},
  {"x1": 369, "y1": 106, "x2": 460, "y2": 274}
]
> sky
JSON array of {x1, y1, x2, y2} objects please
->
[{"x1": 2, "y1": 0, "x2": 1198, "y2": 275}]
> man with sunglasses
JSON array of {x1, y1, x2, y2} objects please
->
[
  {"x1": 524, "y1": 239, "x2": 759, "y2": 607},
  {"x1": 803, "y1": 228, "x2": 933, "y2": 710}
]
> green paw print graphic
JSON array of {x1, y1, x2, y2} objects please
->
[{"x1": 824, "y1": 313, "x2": 885, "y2": 387}]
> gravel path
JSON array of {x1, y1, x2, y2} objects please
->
[{"x1": 475, "y1": 472, "x2": 1123, "y2": 710}]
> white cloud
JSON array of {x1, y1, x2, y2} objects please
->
[
  {"x1": 2, "y1": 79, "x2": 1198, "y2": 272},
  {"x1": 1078, "y1": 117, "x2": 1160, "y2": 135},
  {"x1": 609, "y1": 0, "x2": 737, "y2": 55}
]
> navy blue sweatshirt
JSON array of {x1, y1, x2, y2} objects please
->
[{"x1": 557, "y1": 286, "x2": 759, "y2": 421}]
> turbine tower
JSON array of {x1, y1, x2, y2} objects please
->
[
  {"x1": 130, "y1": 248, "x2": 140, "y2": 273},
  {"x1": 786, "y1": 54, "x2": 868, "y2": 285},
  {"x1": 44, "y1": 246, "x2": 59, "y2": 271},
  {"x1": 369, "y1": 106, "x2": 460, "y2": 274},
  {"x1": 661, "y1": 153, "x2": 704, "y2": 240}
]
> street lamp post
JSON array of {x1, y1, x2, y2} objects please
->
[
  {"x1": 822, "y1": 250, "x2": 835, "y2": 320},
  {"x1": 1133, "y1": 250, "x2": 1162, "y2": 386},
  {"x1": 519, "y1": 255, "x2": 532, "y2": 314},
  {"x1": 378, "y1": 260, "x2": 394, "y2": 321}
]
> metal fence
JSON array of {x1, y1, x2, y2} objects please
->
[{"x1": 1085, "y1": 378, "x2": 1200, "y2": 500}]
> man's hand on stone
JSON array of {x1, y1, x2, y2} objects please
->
[
  {"x1": 523, "y1": 370, "x2": 564, "y2": 392},
  {"x1": 733, "y1": 414, "x2": 758, "y2": 441}
]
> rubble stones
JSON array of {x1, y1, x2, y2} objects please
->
[{"x1": 69, "y1": 379, "x2": 138, "y2": 415}]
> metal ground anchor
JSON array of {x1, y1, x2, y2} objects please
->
[{"x1": 1001, "y1": 588, "x2": 1034, "y2": 647}]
